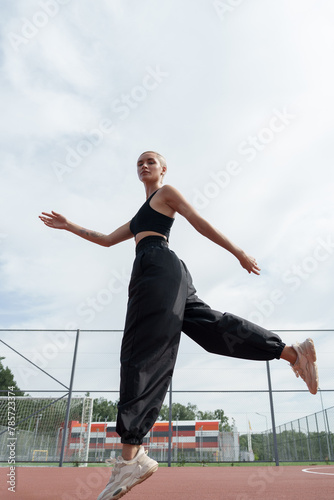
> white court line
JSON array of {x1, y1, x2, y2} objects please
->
[{"x1": 302, "y1": 466, "x2": 334, "y2": 476}]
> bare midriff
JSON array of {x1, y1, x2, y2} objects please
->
[{"x1": 135, "y1": 231, "x2": 167, "y2": 244}]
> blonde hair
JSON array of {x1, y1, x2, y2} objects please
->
[{"x1": 139, "y1": 151, "x2": 167, "y2": 170}]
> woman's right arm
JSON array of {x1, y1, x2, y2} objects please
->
[{"x1": 39, "y1": 211, "x2": 133, "y2": 247}]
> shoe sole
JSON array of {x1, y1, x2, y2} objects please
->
[
  {"x1": 301, "y1": 338, "x2": 319, "y2": 394},
  {"x1": 111, "y1": 463, "x2": 159, "y2": 500},
  {"x1": 304, "y1": 338, "x2": 317, "y2": 362}
]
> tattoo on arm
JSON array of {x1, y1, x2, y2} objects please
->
[
  {"x1": 79, "y1": 229, "x2": 104, "y2": 240},
  {"x1": 90, "y1": 231, "x2": 105, "y2": 238}
]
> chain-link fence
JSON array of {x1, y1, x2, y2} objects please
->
[
  {"x1": 0, "y1": 329, "x2": 333, "y2": 465},
  {"x1": 272, "y1": 405, "x2": 334, "y2": 462}
]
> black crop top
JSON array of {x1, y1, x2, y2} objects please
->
[{"x1": 130, "y1": 190, "x2": 175, "y2": 240}]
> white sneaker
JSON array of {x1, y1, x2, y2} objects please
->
[
  {"x1": 97, "y1": 446, "x2": 158, "y2": 500},
  {"x1": 290, "y1": 338, "x2": 319, "y2": 395}
]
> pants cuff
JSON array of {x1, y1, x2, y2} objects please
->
[
  {"x1": 276, "y1": 342, "x2": 286, "y2": 359},
  {"x1": 121, "y1": 437, "x2": 143, "y2": 445}
]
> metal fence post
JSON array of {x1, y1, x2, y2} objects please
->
[
  {"x1": 59, "y1": 329, "x2": 80, "y2": 467},
  {"x1": 320, "y1": 388, "x2": 332, "y2": 461},
  {"x1": 306, "y1": 415, "x2": 312, "y2": 460},
  {"x1": 315, "y1": 412, "x2": 322, "y2": 460},
  {"x1": 266, "y1": 361, "x2": 279, "y2": 465},
  {"x1": 324, "y1": 409, "x2": 333, "y2": 460},
  {"x1": 298, "y1": 419, "x2": 304, "y2": 461},
  {"x1": 168, "y1": 378, "x2": 173, "y2": 467}
]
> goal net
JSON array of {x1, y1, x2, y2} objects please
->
[
  {"x1": 0, "y1": 396, "x2": 93, "y2": 464},
  {"x1": 32, "y1": 449, "x2": 48, "y2": 461}
]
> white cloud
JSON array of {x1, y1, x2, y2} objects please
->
[{"x1": 0, "y1": 0, "x2": 333, "y2": 423}]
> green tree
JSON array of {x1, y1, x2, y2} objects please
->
[
  {"x1": 239, "y1": 434, "x2": 248, "y2": 452},
  {"x1": 158, "y1": 402, "x2": 198, "y2": 421},
  {"x1": 0, "y1": 357, "x2": 25, "y2": 396},
  {"x1": 90, "y1": 398, "x2": 233, "y2": 431},
  {"x1": 92, "y1": 397, "x2": 118, "y2": 421},
  {"x1": 197, "y1": 409, "x2": 231, "y2": 431},
  {"x1": 158, "y1": 402, "x2": 231, "y2": 430}
]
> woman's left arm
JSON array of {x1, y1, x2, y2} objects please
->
[{"x1": 163, "y1": 185, "x2": 260, "y2": 275}]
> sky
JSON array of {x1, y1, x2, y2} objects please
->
[{"x1": 0, "y1": 0, "x2": 333, "y2": 435}]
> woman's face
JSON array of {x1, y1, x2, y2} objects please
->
[{"x1": 137, "y1": 152, "x2": 166, "y2": 183}]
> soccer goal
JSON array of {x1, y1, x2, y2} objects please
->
[
  {"x1": 0, "y1": 396, "x2": 93, "y2": 465},
  {"x1": 32, "y1": 449, "x2": 48, "y2": 462}
]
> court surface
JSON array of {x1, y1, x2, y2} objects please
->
[{"x1": 1, "y1": 465, "x2": 334, "y2": 499}]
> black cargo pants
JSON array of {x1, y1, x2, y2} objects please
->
[{"x1": 116, "y1": 236, "x2": 285, "y2": 444}]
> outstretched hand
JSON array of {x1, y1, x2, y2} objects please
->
[
  {"x1": 238, "y1": 252, "x2": 261, "y2": 275},
  {"x1": 39, "y1": 211, "x2": 68, "y2": 230}
]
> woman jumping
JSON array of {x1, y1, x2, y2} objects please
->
[{"x1": 39, "y1": 151, "x2": 318, "y2": 500}]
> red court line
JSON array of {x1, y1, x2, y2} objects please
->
[{"x1": 0, "y1": 465, "x2": 333, "y2": 500}]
